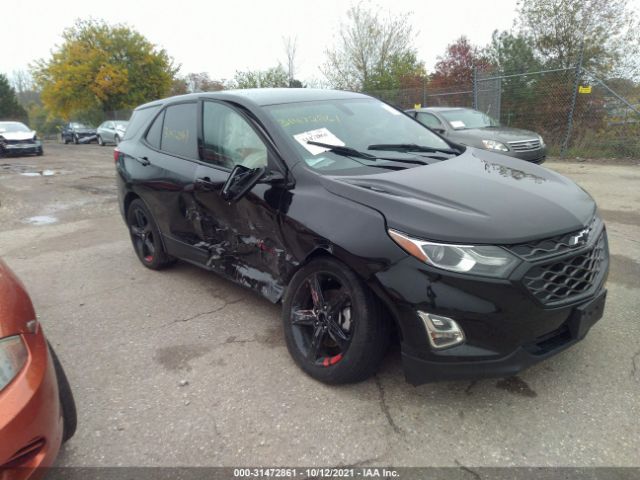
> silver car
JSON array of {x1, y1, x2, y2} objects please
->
[{"x1": 97, "y1": 120, "x2": 128, "y2": 146}]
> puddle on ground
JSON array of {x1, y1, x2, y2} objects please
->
[
  {"x1": 20, "y1": 169, "x2": 57, "y2": 177},
  {"x1": 24, "y1": 215, "x2": 58, "y2": 225}
]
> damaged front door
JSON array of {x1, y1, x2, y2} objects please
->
[{"x1": 191, "y1": 100, "x2": 290, "y2": 302}]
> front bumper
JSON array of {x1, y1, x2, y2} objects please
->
[
  {"x1": 0, "y1": 330, "x2": 63, "y2": 477},
  {"x1": 502, "y1": 146, "x2": 547, "y2": 164},
  {"x1": 402, "y1": 289, "x2": 606, "y2": 384},
  {"x1": 372, "y1": 225, "x2": 609, "y2": 385},
  {"x1": 0, "y1": 141, "x2": 42, "y2": 156}
]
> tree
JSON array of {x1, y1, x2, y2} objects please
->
[
  {"x1": 430, "y1": 36, "x2": 492, "y2": 89},
  {"x1": 0, "y1": 74, "x2": 28, "y2": 122},
  {"x1": 516, "y1": 0, "x2": 640, "y2": 77},
  {"x1": 485, "y1": 31, "x2": 542, "y2": 74},
  {"x1": 33, "y1": 19, "x2": 177, "y2": 119},
  {"x1": 322, "y1": 2, "x2": 424, "y2": 91},
  {"x1": 283, "y1": 36, "x2": 301, "y2": 87},
  {"x1": 231, "y1": 65, "x2": 289, "y2": 89},
  {"x1": 183, "y1": 72, "x2": 225, "y2": 93}
]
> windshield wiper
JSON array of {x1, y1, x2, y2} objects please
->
[
  {"x1": 307, "y1": 141, "x2": 377, "y2": 160},
  {"x1": 367, "y1": 143, "x2": 459, "y2": 155},
  {"x1": 307, "y1": 140, "x2": 436, "y2": 168}
]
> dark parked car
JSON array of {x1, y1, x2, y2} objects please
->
[
  {"x1": 406, "y1": 107, "x2": 547, "y2": 164},
  {"x1": 116, "y1": 89, "x2": 608, "y2": 385},
  {"x1": 97, "y1": 120, "x2": 128, "y2": 146},
  {"x1": 61, "y1": 122, "x2": 97, "y2": 144},
  {"x1": 0, "y1": 121, "x2": 43, "y2": 157}
]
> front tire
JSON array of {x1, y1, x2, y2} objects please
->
[
  {"x1": 73, "y1": 134, "x2": 79, "y2": 145},
  {"x1": 282, "y1": 257, "x2": 389, "y2": 384},
  {"x1": 127, "y1": 199, "x2": 175, "y2": 270},
  {"x1": 97, "y1": 135, "x2": 104, "y2": 146}
]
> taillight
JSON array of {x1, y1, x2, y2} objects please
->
[{"x1": 113, "y1": 147, "x2": 121, "y2": 164}]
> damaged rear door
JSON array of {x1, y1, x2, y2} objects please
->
[{"x1": 191, "y1": 100, "x2": 291, "y2": 302}]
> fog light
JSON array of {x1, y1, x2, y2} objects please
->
[{"x1": 417, "y1": 311, "x2": 465, "y2": 349}]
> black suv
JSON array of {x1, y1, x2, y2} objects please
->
[{"x1": 116, "y1": 89, "x2": 608, "y2": 385}]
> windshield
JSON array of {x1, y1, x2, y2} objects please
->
[
  {"x1": 0, "y1": 122, "x2": 30, "y2": 133},
  {"x1": 71, "y1": 123, "x2": 92, "y2": 129},
  {"x1": 265, "y1": 98, "x2": 453, "y2": 173},
  {"x1": 440, "y1": 109, "x2": 500, "y2": 130},
  {"x1": 114, "y1": 121, "x2": 128, "y2": 128}
]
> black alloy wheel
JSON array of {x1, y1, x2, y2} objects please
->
[
  {"x1": 283, "y1": 258, "x2": 389, "y2": 384},
  {"x1": 126, "y1": 199, "x2": 174, "y2": 270}
]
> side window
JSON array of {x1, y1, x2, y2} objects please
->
[
  {"x1": 416, "y1": 112, "x2": 443, "y2": 129},
  {"x1": 145, "y1": 110, "x2": 164, "y2": 149},
  {"x1": 202, "y1": 102, "x2": 268, "y2": 169},
  {"x1": 160, "y1": 103, "x2": 198, "y2": 159},
  {"x1": 107, "y1": 122, "x2": 114, "y2": 129}
]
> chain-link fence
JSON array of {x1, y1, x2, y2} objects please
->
[{"x1": 367, "y1": 66, "x2": 640, "y2": 158}]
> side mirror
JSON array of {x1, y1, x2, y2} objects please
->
[
  {"x1": 221, "y1": 165, "x2": 266, "y2": 202},
  {"x1": 433, "y1": 127, "x2": 446, "y2": 135}
]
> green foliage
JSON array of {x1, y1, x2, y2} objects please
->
[
  {"x1": 516, "y1": 0, "x2": 640, "y2": 77},
  {"x1": 231, "y1": 65, "x2": 289, "y2": 89},
  {"x1": 33, "y1": 19, "x2": 178, "y2": 119},
  {"x1": 322, "y1": 3, "x2": 425, "y2": 91},
  {"x1": 0, "y1": 74, "x2": 28, "y2": 122},
  {"x1": 486, "y1": 31, "x2": 543, "y2": 74}
]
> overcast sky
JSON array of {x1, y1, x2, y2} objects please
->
[{"x1": 1, "y1": 0, "x2": 639, "y2": 84}]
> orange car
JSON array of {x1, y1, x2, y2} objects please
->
[{"x1": 0, "y1": 259, "x2": 76, "y2": 478}]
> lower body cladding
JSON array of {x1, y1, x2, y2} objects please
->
[
  {"x1": 0, "y1": 331, "x2": 63, "y2": 476},
  {"x1": 373, "y1": 250, "x2": 608, "y2": 385}
]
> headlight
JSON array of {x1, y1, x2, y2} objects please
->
[
  {"x1": 0, "y1": 336, "x2": 28, "y2": 391},
  {"x1": 481, "y1": 140, "x2": 509, "y2": 152},
  {"x1": 388, "y1": 229, "x2": 520, "y2": 278},
  {"x1": 538, "y1": 135, "x2": 545, "y2": 147}
]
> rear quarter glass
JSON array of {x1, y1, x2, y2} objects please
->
[{"x1": 123, "y1": 105, "x2": 161, "y2": 141}]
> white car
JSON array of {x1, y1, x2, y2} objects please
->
[
  {"x1": 0, "y1": 122, "x2": 43, "y2": 157},
  {"x1": 97, "y1": 120, "x2": 128, "y2": 146}
]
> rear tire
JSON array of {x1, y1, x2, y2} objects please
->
[
  {"x1": 48, "y1": 344, "x2": 77, "y2": 443},
  {"x1": 127, "y1": 199, "x2": 175, "y2": 270},
  {"x1": 282, "y1": 257, "x2": 389, "y2": 384}
]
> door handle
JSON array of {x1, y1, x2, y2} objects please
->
[{"x1": 135, "y1": 156, "x2": 150, "y2": 166}]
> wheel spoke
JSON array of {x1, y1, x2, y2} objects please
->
[
  {"x1": 130, "y1": 225, "x2": 144, "y2": 237},
  {"x1": 327, "y1": 318, "x2": 349, "y2": 350},
  {"x1": 144, "y1": 237, "x2": 155, "y2": 256},
  {"x1": 292, "y1": 309, "x2": 317, "y2": 326},
  {"x1": 134, "y1": 210, "x2": 146, "y2": 228},
  {"x1": 308, "y1": 274, "x2": 324, "y2": 310},
  {"x1": 307, "y1": 325, "x2": 325, "y2": 361}
]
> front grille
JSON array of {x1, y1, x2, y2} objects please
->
[
  {"x1": 508, "y1": 217, "x2": 599, "y2": 262},
  {"x1": 4, "y1": 139, "x2": 34, "y2": 145},
  {"x1": 508, "y1": 138, "x2": 541, "y2": 151},
  {"x1": 522, "y1": 230, "x2": 607, "y2": 305}
]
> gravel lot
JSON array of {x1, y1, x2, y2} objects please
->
[{"x1": 1, "y1": 142, "x2": 638, "y2": 467}]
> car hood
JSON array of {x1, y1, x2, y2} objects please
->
[
  {"x1": 74, "y1": 128, "x2": 96, "y2": 133},
  {"x1": 320, "y1": 148, "x2": 595, "y2": 244},
  {"x1": 450, "y1": 127, "x2": 540, "y2": 145},
  {"x1": 0, "y1": 260, "x2": 35, "y2": 338},
  {"x1": 0, "y1": 130, "x2": 36, "y2": 141}
]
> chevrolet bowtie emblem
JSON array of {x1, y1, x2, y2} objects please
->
[{"x1": 569, "y1": 228, "x2": 590, "y2": 247}]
